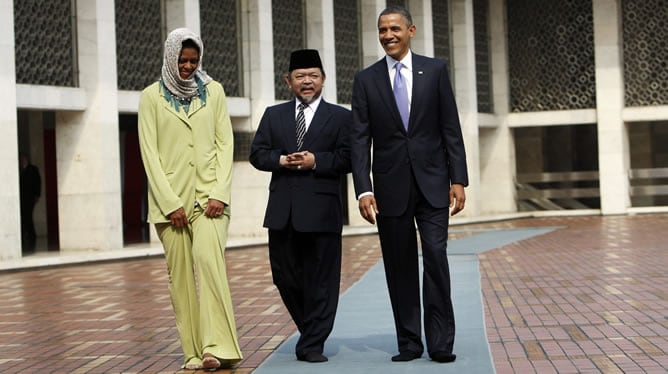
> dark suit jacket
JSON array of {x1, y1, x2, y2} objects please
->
[
  {"x1": 351, "y1": 53, "x2": 468, "y2": 217},
  {"x1": 250, "y1": 99, "x2": 351, "y2": 232}
]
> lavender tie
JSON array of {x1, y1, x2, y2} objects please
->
[{"x1": 393, "y1": 62, "x2": 409, "y2": 130}]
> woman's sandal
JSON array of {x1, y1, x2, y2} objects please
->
[
  {"x1": 183, "y1": 358, "x2": 203, "y2": 370},
  {"x1": 183, "y1": 363, "x2": 203, "y2": 370},
  {"x1": 202, "y1": 353, "x2": 221, "y2": 371}
]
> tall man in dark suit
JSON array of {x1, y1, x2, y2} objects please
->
[
  {"x1": 250, "y1": 49, "x2": 351, "y2": 363},
  {"x1": 351, "y1": 6, "x2": 468, "y2": 363}
]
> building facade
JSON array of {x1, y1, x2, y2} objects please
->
[{"x1": 1, "y1": 0, "x2": 667, "y2": 260}]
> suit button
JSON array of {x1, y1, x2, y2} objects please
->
[{"x1": 189, "y1": 161, "x2": 194, "y2": 167}]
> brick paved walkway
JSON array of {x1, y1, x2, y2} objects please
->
[
  {"x1": 475, "y1": 215, "x2": 668, "y2": 373},
  {"x1": 0, "y1": 214, "x2": 666, "y2": 373}
]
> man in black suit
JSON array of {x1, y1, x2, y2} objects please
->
[
  {"x1": 250, "y1": 49, "x2": 351, "y2": 363},
  {"x1": 351, "y1": 6, "x2": 468, "y2": 363}
]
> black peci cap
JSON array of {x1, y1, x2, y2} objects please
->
[{"x1": 288, "y1": 49, "x2": 323, "y2": 71}]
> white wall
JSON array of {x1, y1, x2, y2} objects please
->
[{"x1": 0, "y1": 0, "x2": 22, "y2": 260}]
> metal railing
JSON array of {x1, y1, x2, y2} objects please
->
[
  {"x1": 516, "y1": 167, "x2": 668, "y2": 210},
  {"x1": 629, "y1": 167, "x2": 668, "y2": 196},
  {"x1": 516, "y1": 171, "x2": 600, "y2": 210}
]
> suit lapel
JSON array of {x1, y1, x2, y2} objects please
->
[
  {"x1": 281, "y1": 101, "x2": 299, "y2": 151},
  {"x1": 161, "y1": 99, "x2": 192, "y2": 128},
  {"x1": 371, "y1": 58, "x2": 406, "y2": 133},
  {"x1": 409, "y1": 54, "x2": 427, "y2": 134},
  {"x1": 186, "y1": 97, "x2": 205, "y2": 118},
  {"x1": 301, "y1": 100, "x2": 332, "y2": 150}
]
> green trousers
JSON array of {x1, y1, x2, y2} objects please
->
[{"x1": 155, "y1": 206, "x2": 242, "y2": 368}]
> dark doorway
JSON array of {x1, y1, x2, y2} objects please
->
[{"x1": 119, "y1": 114, "x2": 149, "y2": 244}]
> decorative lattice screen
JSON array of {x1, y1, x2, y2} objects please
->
[
  {"x1": 622, "y1": 0, "x2": 668, "y2": 106},
  {"x1": 200, "y1": 0, "x2": 242, "y2": 97},
  {"x1": 272, "y1": 0, "x2": 305, "y2": 101},
  {"x1": 14, "y1": 0, "x2": 76, "y2": 86},
  {"x1": 432, "y1": 0, "x2": 451, "y2": 66},
  {"x1": 507, "y1": 0, "x2": 596, "y2": 112},
  {"x1": 474, "y1": 0, "x2": 492, "y2": 113},
  {"x1": 334, "y1": 0, "x2": 362, "y2": 104},
  {"x1": 115, "y1": 0, "x2": 163, "y2": 90}
]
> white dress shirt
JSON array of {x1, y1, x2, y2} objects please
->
[
  {"x1": 294, "y1": 95, "x2": 322, "y2": 132},
  {"x1": 386, "y1": 50, "x2": 413, "y2": 112}
]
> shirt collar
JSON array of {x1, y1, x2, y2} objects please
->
[
  {"x1": 386, "y1": 50, "x2": 413, "y2": 72},
  {"x1": 295, "y1": 95, "x2": 323, "y2": 112}
]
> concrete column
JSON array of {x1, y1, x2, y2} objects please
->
[
  {"x1": 593, "y1": 0, "x2": 629, "y2": 214},
  {"x1": 165, "y1": 0, "x2": 201, "y2": 33},
  {"x1": 305, "y1": 0, "x2": 338, "y2": 103},
  {"x1": 479, "y1": 0, "x2": 517, "y2": 214},
  {"x1": 246, "y1": 0, "x2": 276, "y2": 129},
  {"x1": 227, "y1": 0, "x2": 276, "y2": 239},
  {"x1": 0, "y1": 0, "x2": 22, "y2": 259},
  {"x1": 360, "y1": 0, "x2": 386, "y2": 66},
  {"x1": 347, "y1": 0, "x2": 384, "y2": 227},
  {"x1": 451, "y1": 0, "x2": 481, "y2": 217},
  {"x1": 55, "y1": 0, "x2": 123, "y2": 251},
  {"x1": 408, "y1": 0, "x2": 434, "y2": 57}
]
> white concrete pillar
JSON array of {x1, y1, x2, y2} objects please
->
[
  {"x1": 0, "y1": 0, "x2": 22, "y2": 260},
  {"x1": 479, "y1": 0, "x2": 517, "y2": 214},
  {"x1": 360, "y1": 0, "x2": 386, "y2": 66},
  {"x1": 227, "y1": 0, "x2": 277, "y2": 239},
  {"x1": 55, "y1": 0, "x2": 123, "y2": 251},
  {"x1": 408, "y1": 0, "x2": 435, "y2": 57},
  {"x1": 343, "y1": 0, "x2": 370, "y2": 225},
  {"x1": 165, "y1": 0, "x2": 201, "y2": 34},
  {"x1": 346, "y1": 0, "x2": 387, "y2": 227},
  {"x1": 245, "y1": 0, "x2": 276, "y2": 130},
  {"x1": 305, "y1": 0, "x2": 359, "y2": 226},
  {"x1": 305, "y1": 0, "x2": 338, "y2": 103},
  {"x1": 451, "y1": 0, "x2": 481, "y2": 217},
  {"x1": 593, "y1": 0, "x2": 629, "y2": 214}
]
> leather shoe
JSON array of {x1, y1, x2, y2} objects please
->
[
  {"x1": 297, "y1": 352, "x2": 328, "y2": 363},
  {"x1": 430, "y1": 351, "x2": 456, "y2": 363},
  {"x1": 391, "y1": 351, "x2": 422, "y2": 362}
]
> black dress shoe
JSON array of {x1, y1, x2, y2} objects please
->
[
  {"x1": 391, "y1": 351, "x2": 422, "y2": 362},
  {"x1": 430, "y1": 351, "x2": 456, "y2": 363},
  {"x1": 297, "y1": 352, "x2": 328, "y2": 363}
]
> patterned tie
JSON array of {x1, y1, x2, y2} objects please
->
[
  {"x1": 393, "y1": 62, "x2": 409, "y2": 130},
  {"x1": 296, "y1": 102, "x2": 307, "y2": 150}
]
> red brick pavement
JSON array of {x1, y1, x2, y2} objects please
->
[
  {"x1": 0, "y1": 214, "x2": 666, "y2": 373},
  {"x1": 0, "y1": 235, "x2": 382, "y2": 374},
  {"x1": 473, "y1": 214, "x2": 668, "y2": 373}
]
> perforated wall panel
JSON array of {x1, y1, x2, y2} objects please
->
[
  {"x1": 334, "y1": 0, "x2": 362, "y2": 104},
  {"x1": 115, "y1": 0, "x2": 163, "y2": 90},
  {"x1": 200, "y1": 0, "x2": 242, "y2": 97},
  {"x1": 507, "y1": 0, "x2": 596, "y2": 112},
  {"x1": 474, "y1": 0, "x2": 492, "y2": 113},
  {"x1": 272, "y1": 0, "x2": 305, "y2": 101},
  {"x1": 623, "y1": 0, "x2": 668, "y2": 106},
  {"x1": 14, "y1": 0, "x2": 76, "y2": 86}
]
